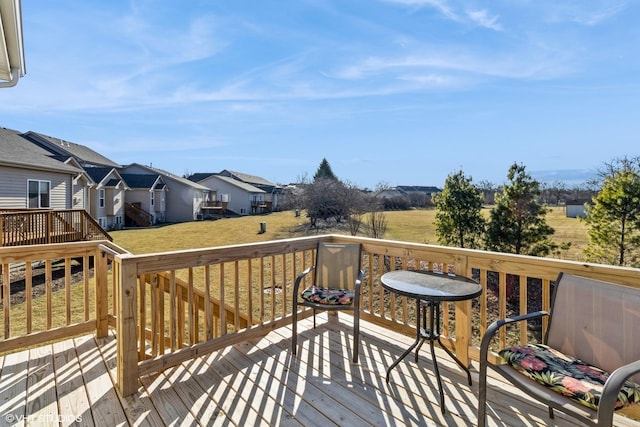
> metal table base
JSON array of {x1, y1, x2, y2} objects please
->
[{"x1": 385, "y1": 298, "x2": 473, "y2": 414}]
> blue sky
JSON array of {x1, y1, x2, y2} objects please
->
[{"x1": 2, "y1": 1, "x2": 639, "y2": 189}]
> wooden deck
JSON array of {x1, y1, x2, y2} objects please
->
[{"x1": 1, "y1": 314, "x2": 639, "y2": 427}]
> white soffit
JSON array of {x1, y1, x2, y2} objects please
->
[{"x1": 0, "y1": 0, "x2": 25, "y2": 86}]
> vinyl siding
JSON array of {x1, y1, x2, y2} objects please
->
[
  {"x1": 120, "y1": 164, "x2": 209, "y2": 222},
  {"x1": 0, "y1": 165, "x2": 72, "y2": 209},
  {"x1": 199, "y1": 176, "x2": 262, "y2": 215}
]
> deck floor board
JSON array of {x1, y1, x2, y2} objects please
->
[{"x1": 0, "y1": 314, "x2": 639, "y2": 426}]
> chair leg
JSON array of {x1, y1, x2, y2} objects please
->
[
  {"x1": 477, "y1": 359, "x2": 488, "y2": 427},
  {"x1": 313, "y1": 309, "x2": 316, "y2": 329},
  {"x1": 352, "y1": 309, "x2": 360, "y2": 364},
  {"x1": 292, "y1": 300, "x2": 298, "y2": 356}
]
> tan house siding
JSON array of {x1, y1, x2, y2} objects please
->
[{"x1": 72, "y1": 178, "x2": 88, "y2": 210}]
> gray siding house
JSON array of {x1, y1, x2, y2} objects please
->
[
  {"x1": 192, "y1": 174, "x2": 266, "y2": 216},
  {"x1": 0, "y1": 127, "x2": 81, "y2": 209},
  {"x1": 84, "y1": 167, "x2": 128, "y2": 230},
  {"x1": 21, "y1": 130, "x2": 125, "y2": 217},
  {"x1": 120, "y1": 173, "x2": 167, "y2": 225},
  {"x1": 217, "y1": 169, "x2": 282, "y2": 211},
  {"x1": 121, "y1": 163, "x2": 210, "y2": 223}
]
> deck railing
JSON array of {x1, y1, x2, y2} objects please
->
[
  {"x1": 0, "y1": 240, "x2": 123, "y2": 353},
  {"x1": 2, "y1": 235, "x2": 640, "y2": 400},
  {"x1": 0, "y1": 209, "x2": 111, "y2": 246}
]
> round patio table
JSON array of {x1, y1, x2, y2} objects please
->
[{"x1": 381, "y1": 269, "x2": 482, "y2": 414}]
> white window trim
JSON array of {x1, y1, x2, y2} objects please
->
[{"x1": 27, "y1": 179, "x2": 51, "y2": 208}]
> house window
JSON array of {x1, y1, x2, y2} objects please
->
[
  {"x1": 27, "y1": 180, "x2": 51, "y2": 208},
  {"x1": 150, "y1": 191, "x2": 155, "y2": 207},
  {"x1": 99, "y1": 189, "x2": 105, "y2": 208}
]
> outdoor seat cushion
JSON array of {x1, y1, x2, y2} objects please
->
[
  {"x1": 499, "y1": 343, "x2": 640, "y2": 411},
  {"x1": 301, "y1": 286, "x2": 354, "y2": 305}
]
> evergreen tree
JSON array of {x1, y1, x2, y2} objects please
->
[
  {"x1": 433, "y1": 170, "x2": 486, "y2": 248},
  {"x1": 313, "y1": 158, "x2": 337, "y2": 181},
  {"x1": 485, "y1": 163, "x2": 555, "y2": 256},
  {"x1": 583, "y1": 156, "x2": 640, "y2": 267}
]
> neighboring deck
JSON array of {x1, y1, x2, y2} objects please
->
[
  {"x1": 2, "y1": 314, "x2": 638, "y2": 427},
  {"x1": 0, "y1": 209, "x2": 111, "y2": 247}
]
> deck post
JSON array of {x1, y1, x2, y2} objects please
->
[
  {"x1": 454, "y1": 256, "x2": 472, "y2": 367},
  {"x1": 46, "y1": 211, "x2": 52, "y2": 243},
  {"x1": 116, "y1": 256, "x2": 139, "y2": 396},
  {"x1": 95, "y1": 248, "x2": 109, "y2": 338},
  {"x1": 454, "y1": 300, "x2": 472, "y2": 366}
]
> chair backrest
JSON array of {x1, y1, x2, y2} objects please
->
[
  {"x1": 546, "y1": 273, "x2": 640, "y2": 382},
  {"x1": 314, "y1": 242, "x2": 362, "y2": 289}
]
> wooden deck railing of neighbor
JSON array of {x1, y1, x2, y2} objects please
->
[
  {"x1": 2, "y1": 235, "x2": 640, "y2": 406},
  {"x1": 0, "y1": 209, "x2": 111, "y2": 246}
]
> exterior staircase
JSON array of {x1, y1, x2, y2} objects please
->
[{"x1": 125, "y1": 203, "x2": 153, "y2": 227}]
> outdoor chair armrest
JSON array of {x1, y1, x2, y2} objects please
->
[
  {"x1": 480, "y1": 310, "x2": 549, "y2": 362},
  {"x1": 293, "y1": 266, "x2": 315, "y2": 295},
  {"x1": 597, "y1": 359, "x2": 640, "y2": 424}
]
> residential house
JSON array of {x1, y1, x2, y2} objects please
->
[
  {"x1": 21, "y1": 131, "x2": 124, "y2": 217},
  {"x1": 0, "y1": 127, "x2": 82, "y2": 209},
  {"x1": 395, "y1": 185, "x2": 441, "y2": 199},
  {"x1": 217, "y1": 169, "x2": 282, "y2": 211},
  {"x1": 372, "y1": 188, "x2": 404, "y2": 200},
  {"x1": 189, "y1": 173, "x2": 266, "y2": 216},
  {"x1": 84, "y1": 167, "x2": 128, "y2": 230},
  {"x1": 121, "y1": 163, "x2": 210, "y2": 223},
  {"x1": 120, "y1": 173, "x2": 167, "y2": 226},
  {"x1": 373, "y1": 185, "x2": 441, "y2": 208},
  {"x1": 22, "y1": 131, "x2": 121, "y2": 169}
]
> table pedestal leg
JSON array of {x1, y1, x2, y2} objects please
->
[
  {"x1": 385, "y1": 299, "x2": 422, "y2": 383},
  {"x1": 386, "y1": 298, "x2": 474, "y2": 415}
]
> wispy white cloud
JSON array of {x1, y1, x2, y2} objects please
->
[
  {"x1": 380, "y1": 0, "x2": 504, "y2": 30},
  {"x1": 465, "y1": 9, "x2": 502, "y2": 31},
  {"x1": 540, "y1": 1, "x2": 629, "y2": 26}
]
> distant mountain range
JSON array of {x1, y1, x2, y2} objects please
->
[{"x1": 530, "y1": 169, "x2": 597, "y2": 186}]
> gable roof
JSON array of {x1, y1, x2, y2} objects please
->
[
  {"x1": 218, "y1": 169, "x2": 274, "y2": 186},
  {"x1": 396, "y1": 185, "x2": 441, "y2": 194},
  {"x1": 22, "y1": 131, "x2": 121, "y2": 168},
  {"x1": 122, "y1": 163, "x2": 210, "y2": 192},
  {"x1": 84, "y1": 166, "x2": 128, "y2": 189},
  {"x1": 121, "y1": 173, "x2": 166, "y2": 190},
  {"x1": 0, "y1": 127, "x2": 80, "y2": 174},
  {"x1": 211, "y1": 174, "x2": 266, "y2": 193},
  {"x1": 186, "y1": 172, "x2": 216, "y2": 183}
]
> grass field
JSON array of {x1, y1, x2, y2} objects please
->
[
  {"x1": 111, "y1": 207, "x2": 589, "y2": 261},
  {"x1": 4, "y1": 206, "x2": 588, "y2": 339}
]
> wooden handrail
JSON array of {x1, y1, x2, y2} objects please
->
[
  {"x1": 0, "y1": 209, "x2": 111, "y2": 246},
  {"x1": 0, "y1": 240, "x2": 128, "y2": 353},
  {"x1": 125, "y1": 203, "x2": 153, "y2": 227},
  {"x1": 3, "y1": 236, "x2": 640, "y2": 399}
]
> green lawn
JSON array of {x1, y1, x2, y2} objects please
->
[
  {"x1": 111, "y1": 207, "x2": 588, "y2": 261},
  {"x1": 4, "y1": 207, "x2": 588, "y2": 340}
]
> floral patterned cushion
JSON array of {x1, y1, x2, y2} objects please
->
[
  {"x1": 499, "y1": 344, "x2": 640, "y2": 411},
  {"x1": 301, "y1": 286, "x2": 354, "y2": 305}
]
